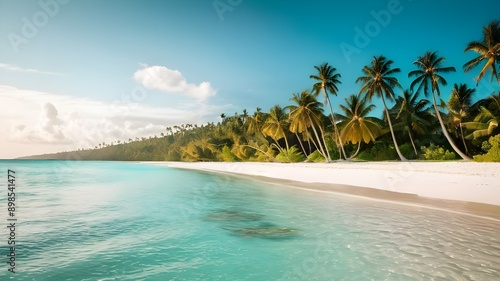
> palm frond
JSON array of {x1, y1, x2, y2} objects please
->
[
  {"x1": 464, "y1": 55, "x2": 487, "y2": 72},
  {"x1": 464, "y1": 41, "x2": 488, "y2": 54}
]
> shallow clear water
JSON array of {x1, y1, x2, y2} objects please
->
[{"x1": 1, "y1": 160, "x2": 499, "y2": 280}]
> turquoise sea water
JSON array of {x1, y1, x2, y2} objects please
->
[{"x1": 1, "y1": 160, "x2": 499, "y2": 280}]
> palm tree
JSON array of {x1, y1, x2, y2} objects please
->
[
  {"x1": 310, "y1": 63, "x2": 346, "y2": 160},
  {"x1": 182, "y1": 138, "x2": 218, "y2": 161},
  {"x1": 243, "y1": 108, "x2": 268, "y2": 152},
  {"x1": 262, "y1": 105, "x2": 290, "y2": 150},
  {"x1": 246, "y1": 108, "x2": 265, "y2": 136},
  {"x1": 392, "y1": 90, "x2": 434, "y2": 156},
  {"x1": 356, "y1": 55, "x2": 407, "y2": 161},
  {"x1": 462, "y1": 106, "x2": 499, "y2": 140},
  {"x1": 409, "y1": 51, "x2": 472, "y2": 160},
  {"x1": 242, "y1": 109, "x2": 249, "y2": 123},
  {"x1": 286, "y1": 90, "x2": 328, "y2": 161},
  {"x1": 336, "y1": 94, "x2": 383, "y2": 158},
  {"x1": 461, "y1": 91, "x2": 500, "y2": 140},
  {"x1": 463, "y1": 21, "x2": 500, "y2": 85},
  {"x1": 448, "y1": 83, "x2": 476, "y2": 155},
  {"x1": 486, "y1": 91, "x2": 500, "y2": 117}
]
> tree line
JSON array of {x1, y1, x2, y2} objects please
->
[{"x1": 22, "y1": 21, "x2": 500, "y2": 162}]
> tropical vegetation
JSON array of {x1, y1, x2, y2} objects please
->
[{"x1": 22, "y1": 21, "x2": 500, "y2": 162}]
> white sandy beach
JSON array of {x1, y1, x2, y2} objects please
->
[{"x1": 151, "y1": 161, "x2": 500, "y2": 209}]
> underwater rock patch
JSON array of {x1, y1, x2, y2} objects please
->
[
  {"x1": 203, "y1": 209, "x2": 264, "y2": 221},
  {"x1": 234, "y1": 227, "x2": 297, "y2": 239}
]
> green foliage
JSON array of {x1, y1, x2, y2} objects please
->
[
  {"x1": 220, "y1": 145, "x2": 237, "y2": 162},
  {"x1": 165, "y1": 147, "x2": 181, "y2": 161},
  {"x1": 357, "y1": 141, "x2": 398, "y2": 161},
  {"x1": 474, "y1": 134, "x2": 500, "y2": 162},
  {"x1": 323, "y1": 136, "x2": 340, "y2": 160},
  {"x1": 231, "y1": 141, "x2": 276, "y2": 162},
  {"x1": 419, "y1": 143, "x2": 457, "y2": 160},
  {"x1": 276, "y1": 146, "x2": 306, "y2": 163},
  {"x1": 307, "y1": 150, "x2": 326, "y2": 162},
  {"x1": 181, "y1": 139, "x2": 218, "y2": 161},
  {"x1": 399, "y1": 142, "x2": 417, "y2": 160},
  {"x1": 481, "y1": 140, "x2": 492, "y2": 152},
  {"x1": 252, "y1": 142, "x2": 277, "y2": 162},
  {"x1": 231, "y1": 144, "x2": 253, "y2": 161}
]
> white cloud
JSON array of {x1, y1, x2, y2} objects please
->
[
  {"x1": 0, "y1": 85, "x2": 228, "y2": 158},
  {"x1": 0, "y1": 63, "x2": 64, "y2": 76},
  {"x1": 133, "y1": 65, "x2": 216, "y2": 101}
]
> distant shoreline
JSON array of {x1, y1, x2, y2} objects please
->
[{"x1": 146, "y1": 161, "x2": 500, "y2": 220}]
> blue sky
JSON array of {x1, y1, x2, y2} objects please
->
[{"x1": 0, "y1": 0, "x2": 499, "y2": 158}]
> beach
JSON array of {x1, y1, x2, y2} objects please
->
[
  {"x1": 151, "y1": 161, "x2": 500, "y2": 220},
  {"x1": 6, "y1": 160, "x2": 500, "y2": 280}
]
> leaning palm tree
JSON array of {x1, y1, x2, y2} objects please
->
[
  {"x1": 463, "y1": 21, "x2": 500, "y2": 85},
  {"x1": 310, "y1": 63, "x2": 346, "y2": 160},
  {"x1": 262, "y1": 105, "x2": 290, "y2": 151},
  {"x1": 356, "y1": 55, "x2": 407, "y2": 161},
  {"x1": 286, "y1": 90, "x2": 329, "y2": 161},
  {"x1": 409, "y1": 51, "x2": 472, "y2": 160},
  {"x1": 336, "y1": 94, "x2": 383, "y2": 159}
]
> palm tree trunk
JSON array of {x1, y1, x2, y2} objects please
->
[
  {"x1": 301, "y1": 133, "x2": 313, "y2": 156},
  {"x1": 349, "y1": 142, "x2": 362, "y2": 159},
  {"x1": 309, "y1": 116, "x2": 328, "y2": 162},
  {"x1": 431, "y1": 93, "x2": 472, "y2": 161},
  {"x1": 325, "y1": 90, "x2": 347, "y2": 160},
  {"x1": 283, "y1": 133, "x2": 290, "y2": 151},
  {"x1": 295, "y1": 132, "x2": 307, "y2": 156},
  {"x1": 407, "y1": 129, "x2": 418, "y2": 157},
  {"x1": 459, "y1": 123, "x2": 469, "y2": 155},
  {"x1": 308, "y1": 136, "x2": 321, "y2": 156},
  {"x1": 381, "y1": 95, "x2": 407, "y2": 161},
  {"x1": 271, "y1": 139, "x2": 283, "y2": 152},
  {"x1": 317, "y1": 122, "x2": 332, "y2": 162}
]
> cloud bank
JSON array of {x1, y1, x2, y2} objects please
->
[
  {"x1": 133, "y1": 65, "x2": 216, "y2": 101},
  {"x1": 0, "y1": 85, "x2": 226, "y2": 158}
]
